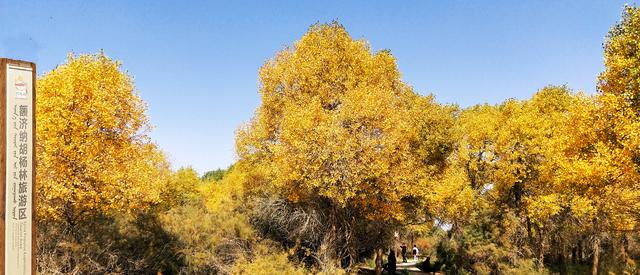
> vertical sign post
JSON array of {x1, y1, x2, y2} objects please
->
[{"x1": 0, "y1": 58, "x2": 36, "y2": 275}]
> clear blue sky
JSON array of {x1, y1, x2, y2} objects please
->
[{"x1": 0, "y1": 1, "x2": 635, "y2": 174}]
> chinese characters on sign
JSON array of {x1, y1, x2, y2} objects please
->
[
  {"x1": 5, "y1": 63, "x2": 33, "y2": 275},
  {"x1": 14, "y1": 104, "x2": 29, "y2": 220}
]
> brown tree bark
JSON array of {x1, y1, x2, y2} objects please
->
[
  {"x1": 537, "y1": 230, "x2": 545, "y2": 270},
  {"x1": 346, "y1": 217, "x2": 357, "y2": 269},
  {"x1": 527, "y1": 217, "x2": 533, "y2": 244},
  {"x1": 578, "y1": 240, "x2": 584, "y2": 263},
  {"x1": 375, "y1": 248, "x2": 384, "y2": 275},
  {"x1": 559, "y1": 241, "x2": 567, "y2": 274},
  {"x1": 592, "y1": 236, "x2": 600, "y2": 275}
]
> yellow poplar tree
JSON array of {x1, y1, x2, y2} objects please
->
[
  {"x1": 238, "y1": 22, "x2": 453, "y2": 219},
  {"x1": 598, "y1": 5, "x2": 640, "y2": 179},
  {"x1": 495, "y1": 87, "x2": 575, "y2": 267},
  {"x1": 441, "y1": 103, "x2": 501, "y2": 228},
  {"x1": 237, "y1": 22, "x2": 455, "y2": 266},
  {"x1": 36, "y1": 52, "x2": 169, "y2": 225},
  {"x1": 450, "y1": 87, "x2": 578, "y2": 269},
  {"x1": 559, "y1": 6, "x2": 640, "y2": 273}
]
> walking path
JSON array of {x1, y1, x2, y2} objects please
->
[
  {"x1": 358, "y1": 259, "x2": 443, "y2": 274},
  {"x1": 396, "y1": 260, "x2": 423, "y2": 272}
]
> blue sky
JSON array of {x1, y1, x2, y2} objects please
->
[{"x1": 0, "y1": 1, "x2": 635, "y2": 174}]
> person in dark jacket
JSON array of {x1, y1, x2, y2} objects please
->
[
  {"x1": 418, "y1": 256, "x2": 444, "y2": 274},
  {"x1": 400, "y1": 243, "x2": 407, "y2": 263},
  {"x1": 382, "y1": 249, "x2": 397, "y2": 274},
  {"x1": 418, "y1": 256, "x2": 431, "y2": 272}
]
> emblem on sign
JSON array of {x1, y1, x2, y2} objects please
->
[{"x1": 14, "y1": 75, "x2": 27, "y2": 99}]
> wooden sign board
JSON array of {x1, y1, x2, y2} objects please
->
[{"x1": 0, "y1": 58, "x2": 36, "y2": 275}]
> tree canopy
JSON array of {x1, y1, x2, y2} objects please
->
[{"x1": 36, "y1": 53, "x2": 169, "y2": 224}]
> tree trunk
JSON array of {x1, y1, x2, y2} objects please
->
[
  {"x1": 560, "y1": 241, "x2": 567, "y2": 274},
  {"x1": 535, "y1": 224, "x2": 545, "y2": 270},
  {"x1": 617, "y1": 233, "x2": 628, "y2": 264},
  {"x1": 537, "y1": 235, "x2": 545, "y2": 270},
  {"x1": 592, "y1": 236, "x2": 600, "y2": 275},
  {"x1": 346, "y1": 217, "x2": 357, "y2": 269},
  {"x1": 375, "y1": 248, "x2": 384, "y2": 275},
  {"x1": 578, "y1": 240, "x2": 584, "y2": 264},
  {"x1": 527, "y1": 217, "x2": 533, "y2": 245}
]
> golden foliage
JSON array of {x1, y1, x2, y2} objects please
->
[
  {"x1": 230, "y1": 249, "x2": 307, "y2": 275},
  {"x1": 33, "y1": 8, "x2": 640, "y2": 273},
  {"x1": 36, "y1": 52, "x2": 169, "y2": 221},
  {"x1": 560, "y1": 5, "x2": 640, "y2": 232},
  {"x1": 159, "y1": 167, "x2": 200, "y2": 208},
  {"x1": 237, "y1": 22, "x2": 455, "y2": 221}
]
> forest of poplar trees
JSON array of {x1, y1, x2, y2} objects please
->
[{"x1": 35, "y1": 5, "x2": 639, "y2": 275}]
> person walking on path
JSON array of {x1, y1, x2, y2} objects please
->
[
  {"x1": 383, "y1": 249, "x2": 397, "y2": 274},
  {"x1": 412, "y1": 244, "x2": 419, "y2": 262},
  {"x1": 400, "y1": 243, "x2": 407, "y2": 263}
]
